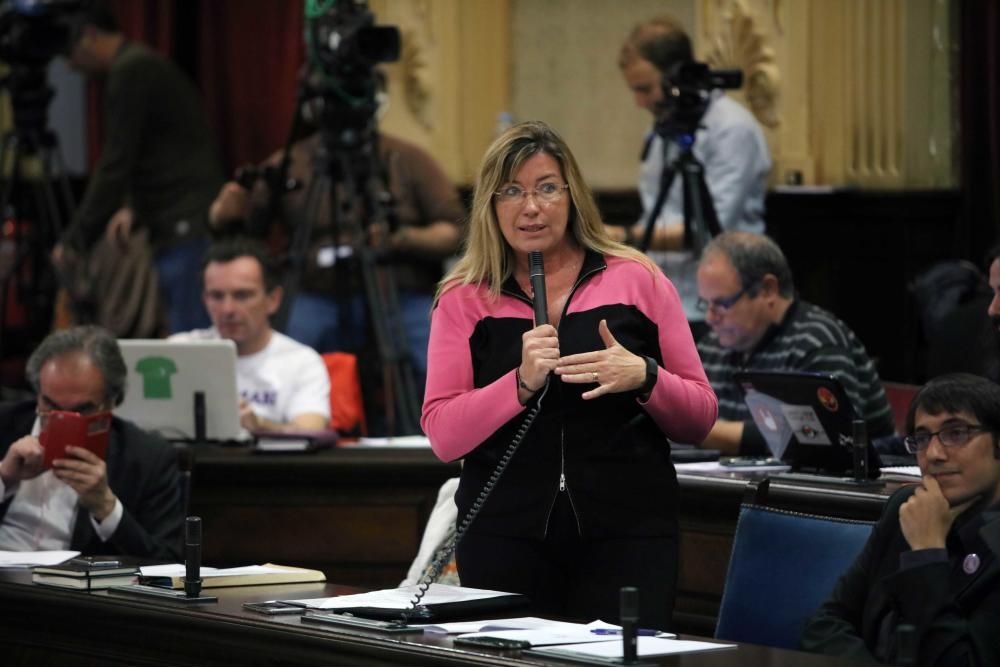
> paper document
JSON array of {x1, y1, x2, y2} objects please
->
[
  {"x1": 880, "y1": 465, "x2": 921, "y2": 479},
  {"x1": 419, "y1": 616, "x2": 582, "y2": 635},
  {"x1": 529, "y1": 636, "x2": 736, "y2": 658},
  {"x1": 284, "y1": 583, "x2": 511, "y2": 610},
  {"x1": 0, "y1": 550, "x2": 79, "y2": 567},
  {"x1": 674, "y1": 461, "x2": 790, "y2": 473},
  {"x1": 457, "y1": 620, "x2": 674, "y2": 647},
  {"x1": 353, "y1": 436, "x2": 431, "y2": 448}
]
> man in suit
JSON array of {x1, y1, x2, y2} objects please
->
[
  {"x1": 802, "y1": 373, "x2": 1000, "y2": 665},
  {"x1": 0, "y1": 326, "x2": 183, "y2": 560}
]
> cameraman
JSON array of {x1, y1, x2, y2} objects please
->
[
  {"x1": 209, "y1": 70, "x2": 465, "y2": 391},
  {"x1": 52, "y1": 1, "x2": 223, "y2": 334},
  {"x1": 612, "y1": 15, "x2": 771, "y2": 338}
]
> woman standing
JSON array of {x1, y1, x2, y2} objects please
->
[{"x1": 421, "y1": 121, "x2": 716, "y2": 628}]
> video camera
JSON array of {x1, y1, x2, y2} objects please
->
[
  {"x1": 0, "y1": 0, "x2": 83, "y2": 133},
  {"x1": 302, "y1": 0, "x2": 400, "y2": 147},
  {"x1": 0, "y1": 0, "x2": 81, "y2": 67},
  {"x1": 656, "y1": 60, "x2": 743, "y2": 139}
]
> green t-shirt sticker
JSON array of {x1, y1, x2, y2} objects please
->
[{"x1": 135, "y1": 357, "x2": 178, "y2": 399}]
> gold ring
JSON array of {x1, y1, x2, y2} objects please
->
[{"x1": 592, "y1": 372, "x2": 599, "y2": 383}]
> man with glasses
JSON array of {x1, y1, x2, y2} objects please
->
[
  {"x1": 695, "y1": 231, "x2": 893, "y2": 454},
  {"x1": 802, "y1": 373, "x2": 1000, "y2": 664},
  {"x1": 0, "y1": 326, "x2": 183, "y2": 559}
]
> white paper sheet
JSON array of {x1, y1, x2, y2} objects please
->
[
  {"x1": 0, "y1": 550, "x2": 79, "y2": 567},
  {"x1": 284, "y1": 583, "x2": 512, "y2": 610},
  {"x1": 530, "y1": 636, "x2": 736, "y2": 658}
]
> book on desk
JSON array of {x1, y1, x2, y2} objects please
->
[
  {"x1": 138, "y1": 563, "x2": 326, "y2": 589},
  {"x1": 33, "y1": 559, "x2": 138, "y2": 590}
]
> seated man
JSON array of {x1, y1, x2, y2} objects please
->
[
  {"x1": 696, "y1": 231, "x2": 894, "y2": 454},
  {"x1": 802, "y1": 373, "x2": 1000, "y2": 665},
  {"x1": 0, "y1": 326, "x2": 183, "y2": 559},
  {"x1": 171, "y1": 238, "x2": 330, "y2": 432}
]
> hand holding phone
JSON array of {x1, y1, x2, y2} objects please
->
[{"x1": 40, "y1": 411, "x2": 112, "y2": 470}]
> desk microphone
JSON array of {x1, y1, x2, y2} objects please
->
[
  {"x1": 528, "y1": 251, "x2": 548, "y2": 326},
  {"x1": 620, "y1": 586, "x2": 639, "y2": 664},
  {"x1": 852, "y1": 419, "x2": 868, "y2": 482},
  {"x1": 184, "y1": 516, "x2": 203, "y2": 598}
]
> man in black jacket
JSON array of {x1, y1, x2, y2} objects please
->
[
  {"x1": 802, "y1": 373, "x2": 1000, "y2": 665},
  {"x1": 0, "y1": 326, "x2": 183, "y2": 560}
]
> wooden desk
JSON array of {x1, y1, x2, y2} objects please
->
[
  {"x1": 0, "y1": 571, "x2": 871, "y2": 666},
  {"x1": 187, "y1": 444, "x2": 460, "y2": 589},
  {"x1": 185, "y1": 446, "x2": 903, "y2": 636}
]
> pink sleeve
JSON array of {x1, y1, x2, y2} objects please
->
[
  {"x1": 634, "y1": 267, "x2": 718, "y2": 443},
  {"x1": 420, "y1": 288, "x2": 528, "y2": 462}
]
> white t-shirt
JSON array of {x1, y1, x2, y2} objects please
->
[{"x1": 170, "y1": 328, "x2": 331, "y2": 425}]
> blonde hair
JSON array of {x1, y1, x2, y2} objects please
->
[{"x1": 435, "y1": 120, "x2": 656, "y2": 304}]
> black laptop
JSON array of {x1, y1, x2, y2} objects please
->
[{"x1": 733, "y1": 370, "x2": 880, "y2": 478}]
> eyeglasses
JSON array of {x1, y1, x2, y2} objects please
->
[
  {"x1": 903, "y1": 423, "x2": 990, "y2": 454},
  {"x1": 696, "y1": 285, "x2": 754, "y2": 314},
  {"x1": 494, "y1": 182, "x2": 569, "y2": 205}
]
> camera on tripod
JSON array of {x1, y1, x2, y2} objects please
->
[
  {"x1": 656, "y1": 60, "x2": 743, "y2": 139},
  {"x1": 0, "y1": 0, "x2": 83, "y2": 130},
  {"x1": 301, "y1": 0, "x2": 400, "y2": 146}
]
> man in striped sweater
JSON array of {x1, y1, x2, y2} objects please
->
[{"x1": 695, "y1": 231, "x2": 894, "y2": 455}]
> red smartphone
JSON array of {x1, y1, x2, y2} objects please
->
[{"x1": 40, "y1": 410, "x2": 112, "y2": 469}]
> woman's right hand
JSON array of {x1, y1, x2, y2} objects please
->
[{"x1": 518, "y1": 324, "x2": 559, "y2": 397}]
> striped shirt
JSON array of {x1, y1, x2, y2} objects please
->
[{"x1": 697, "y1": 301, "x2": 895, "y2": 455}]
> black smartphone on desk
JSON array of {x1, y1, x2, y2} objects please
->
[{"x1": 242, "y1": 601, "x2": 308, "y2": 615}]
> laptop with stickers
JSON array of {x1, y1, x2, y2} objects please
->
[
  {"x1": 733, "y1": 370, "x2": 880, "y2": 478},
  {"x1": 116, "y1": 339, "x2": 249, "y2": 442}
]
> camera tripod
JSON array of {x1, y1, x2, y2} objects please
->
[
  {"x1": 0, "y1": 66, "x2": 76, "y2": 363},
  {"x1": 637, "y1": 130, "x2": 721, "y2": 258},
  {"x1": 275, "y1": 127, "x2": 423, "y2": 437}
]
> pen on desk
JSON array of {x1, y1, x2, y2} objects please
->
[{"x1": 590, "y1": 628, "x2": 661, "y2": 636}]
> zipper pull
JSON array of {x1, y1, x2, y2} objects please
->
[{"x1": 559, "y1": 473, "x2": 566, "y2": 492}]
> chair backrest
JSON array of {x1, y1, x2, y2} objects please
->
[
  {"x1": 883, "y1": 381, "x2": 921, "y2": 435},
  {"x1": 322, "y1": 352, "x2": 367, "y2": 435},
  {"x1": 715, "y1": 503, "x2": 874, "y2": 649}
]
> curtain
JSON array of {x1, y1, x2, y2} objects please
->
[
  {"x1": 197, "y1": 0, "x2": 305, "y2": 175},
  {"x1": 960, "y1": 0, "x2": 1000, "y2": 259}
]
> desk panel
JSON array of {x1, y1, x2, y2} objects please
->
[{"x1": 188, "y1": 445, "x2": 460, "y2": 589}]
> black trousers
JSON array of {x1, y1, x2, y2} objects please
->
[{"x1": 456, "y1": 493, "x2": 678, "y2": 630}]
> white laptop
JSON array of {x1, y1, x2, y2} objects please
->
[{"x1": 116, "y1": 339, "x2": 249, "y2": 442}]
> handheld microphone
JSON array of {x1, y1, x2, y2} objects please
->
[
  {"x1": 528, "y1": 251, "x2": 548, "y2": 326},
  {"x1": 620, "y1": 586, "x2": 639, "y2": 664},
  {"x1": 184, "y1": 516, "x2": 203, "y2": 598}
]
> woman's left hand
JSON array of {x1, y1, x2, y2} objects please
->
[{"x1": 555, "y1": 319, "x2": 646, "y2": 400}]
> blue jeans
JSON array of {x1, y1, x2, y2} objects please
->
[
  {"x1": 154, "y1": 237, "x2": 210, "y2": 334},
  {"x1": 286, "y1": 289, "x2": 432, "y2": 383}
]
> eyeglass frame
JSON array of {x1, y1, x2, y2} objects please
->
[
  {"x1": 903, "y1": 422, "x2": 992, "y2": 454},
  {"x1": 493, "y1": 182, "x2": 570, "y2": 206},
  {"x1": 695, "y1": 282, "x2": 758, "y2": 314},
  {"x1": 36, "y1": 396, "x2": 109, "y2": 420}
]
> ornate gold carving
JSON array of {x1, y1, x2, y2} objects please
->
[
  {"x1": 702, "y1": 0, "x2": 781, "y2": 129},
  {"x1": 399, "y1": 29, "x2": 432, "y2": 130}
]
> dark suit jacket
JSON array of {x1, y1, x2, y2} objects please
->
[
  {"x1": 801, "y1": 485, "x2": 1000, "y2": 666},
  {"x1": 0, "y1": 401, "x2": 183, "y2": 560}
]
